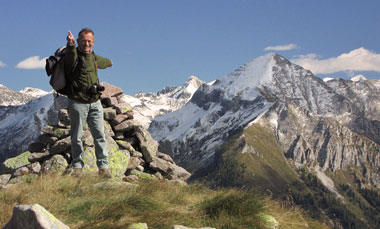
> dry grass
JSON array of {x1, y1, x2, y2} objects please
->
[{"x1": 0, "y1": 174, "x2": 327, "y2": 228}]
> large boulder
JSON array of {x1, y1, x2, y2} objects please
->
[
  {"x1": 134, "y1": 125, "x2": 158, "y2": 163},
  {"x1": 41, "y1": 155, "x2": 68, "y2": 174},
  {"x1": 100, "y1": 82, "x2": 123, "y2": 98},
  {"x1": 1, "y1": 151, "x2": 31, "y2": 174},
  {"x1": 4, "y1": 204, "x2": 70, "y2": 229},
  {"x1": 81, "y1": 130, "x2": 130, "y2": 177}
]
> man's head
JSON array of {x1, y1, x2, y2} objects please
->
[{"x1": 77, "y1": 28, "x2": 95, "y2": 55}]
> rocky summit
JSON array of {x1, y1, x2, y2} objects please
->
[{"x1": 0, "y1": 82, "x2": 190, "y2": 187}]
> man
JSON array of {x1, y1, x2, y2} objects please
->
[{"x1": 64, "y1": 28, "x2": 113, "y2": 177}]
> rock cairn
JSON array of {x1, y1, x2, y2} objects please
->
[{"x1": 0, "y1": 82, "x2": 190, "y2": 187}]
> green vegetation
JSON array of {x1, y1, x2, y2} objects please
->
[
  {"x1": 291, "y1": 169, "x2": 370, "y2": 228},
  {"x1": 207, "y1": 122, "x2": 380, "y2": 228},
  {"x1": 211, "y1": 123, "x2": 300, "y2": 194},
  {"x1": 0, "y1": 174, "x2": 326, "y2": 228}
]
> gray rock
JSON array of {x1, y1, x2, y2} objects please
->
[
  {"x1": 41, "y1": 126, "x2": 70, "y2": 139},
  {"x1": 101, "y1": 96, "x2": 119, "y2": 107},
  {"x1": 127, "y1": 223, "x2": 148, "y2": 229},
  {"x1": 128, "y1": 169, "x2": 156, "y2": 179},
  {"x1": 134, "y1": 126, "x2": 158, "y2": 163},
  {"x1": 58, "y1": 108, "x2": 70, "y2": 126},
  {"x1": 154, "y1": 172, "x2": 164, "y2": 180},
  {"x1": 132, "y1": 151, "x2": 143, "y2": 158},
  {"x1": 38, "y1": 134, "x2": 58, "y2": 147},
  {"x1": 173, "y1": 226, "x2": 215, "y2": 229},
  {"x1": 28, "y1": 162, "x2": 41, "y2": 174},
  {"x1": 150, "y1": 157, "x2": 171, "y2": 174},
  {"x1": 114, "y1": 119, "x2": 136, "y2": 132},
  {"x1": 41, "y1": 155, "x2": 68, "y2": 174},
  {"x1": 114, "y1": 131, "x2": 125, "y2": 140},
  {"x1": 123, "y1": 175, "x2": 139, "y2": 182},
  {"x1": 127, "y1": 157, "x2": 142, "y2": 170},
  {"x1": 110, "y1": 114, "x2": 129, "y2": 125},
  {"x1": 28, "y1": 142, "x2": 47, "y2": 153},
  {"x1": 100, "y1": 82, "x2": 124, "y2": 98},
  {"x1": 49, "y1": 137, "x2": 71, "y2": 154},
  {"x1": 114, "y1": 102, "x2": 132, "y2": 114},
  {"x1": 136, "y1": 165, "x2": 145, "y2": 172},
  {"x1": 3, "y1": 204, "x2": 70, "y2": 229},
  {"x1": 13, "y1": 166, "x2": 30, "y2": 177},
  {"x1": 157, "y1": 152, "x2": 175, "y2": 164},
  {"x1": 0, "y1": 174, "x2": 11, "y2": 187},
  {"x1": 28, "y1": 151, "x2": 51, "y2": 163},
  {"x1": 167, "y1": 164, "x2": 191, "y2": 181},
  {"x1": 125, "y1": 110, "x2": 134, "y2": 119},
  {"x1": 104, "y1": 107, "x2": 117, "y2": 120},
  {"x1": 2, "y1": 151, "x2": 31, "y2": 173},
  {"x1": 116, "y1": 140, "x2": 136, "y2": 153}
]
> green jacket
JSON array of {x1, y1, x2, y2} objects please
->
[{"x1": 64, "y1": 43, "x2": 111, "y2": 103}]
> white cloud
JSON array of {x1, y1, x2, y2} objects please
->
[
  {"x1": 16, "y1": 56, "x2": 47, "y2": 69},
  {"x1": 291, "y1": 47, "x2": 380, "y2": 74},
  {"x1": 264, "y1": 44, "x2": 298, "y2": 51},
  {"x1": 0, "y1": 60, "x2": 6, "y2": 68}
]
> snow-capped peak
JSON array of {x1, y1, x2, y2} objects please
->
[
  {"x1": 121, "y1": 75, "x2": 206, "y2": 128},
  {"x1": 351, "y1": 74, "x2": 367, "y2": 82},
  {"x1": 19, "y1": 87, "x2": 50, "y2": 98},
  {"x1": 211, "y1": 53, "x2": 276, "y2": 100}
]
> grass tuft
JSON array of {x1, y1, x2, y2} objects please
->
[{"x1": 0, "y1": 174, "x2": 327, "y2": 228}]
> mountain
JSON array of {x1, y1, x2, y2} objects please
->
[
  {"x1": 0, "y1": 91, "x2": 66, "y2": 162},
  {"x1": 0, "y1": 76, "x2": 203, "y2": 163},
  {"x1": 149, "y1": 54, "x2": 380, "y2": 174},
  {"x1": 19, "y1": 87, "x2": 50, "y2": 98},
  {"x1": 149, "y1": 54, "x2": 380, "y2": 227},
  {"x1": 121, "y1": 75, "x2": 205, "y2": 128},
  {"x1": 0, "y1": 85, "x2": 48, "y2": 106}
]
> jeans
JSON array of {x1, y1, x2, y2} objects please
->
[{"x1": 68, "y1": 98, "x2": 108, "y2": 169}]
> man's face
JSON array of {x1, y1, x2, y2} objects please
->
[{"x1": 78, "y1": 32, "x2": 95, "y2": 55}]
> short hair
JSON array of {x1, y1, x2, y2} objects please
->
[{"x1": 78, "y1": 28, "x2": 94, "y2": 39}]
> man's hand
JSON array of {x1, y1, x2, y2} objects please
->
[
  {"x1": 66, "y1": 31, "x2": 75, "y2": 45},
  {"x1": 109, "y1": 60, "x2": 113, "y2": 67}
]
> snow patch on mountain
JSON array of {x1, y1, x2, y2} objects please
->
[
  {"x1": 121, "y1": 75, "x2": 205, "y2": 128},
  {"x1": 323, "y1": 77, "x2": 334, "y2": 82},
  {"x1": 149, "y1": 54, "x2": 276, "y2": 170},
  {"x1": 211, "y1": 54, "x2": 275, "y2": 100},
  {"x1": 0, "y1": 93, "x2": 55, "y2": 161},
  {"x1": 351, "y1": 74, "x2": 367, "y2": 82},
  {"x1": 20, "y1": 87, "x2": 50, "y2": 98}
]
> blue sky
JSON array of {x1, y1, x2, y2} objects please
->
[{"x1": 1, "y1": 0, "x2": 379, "y2": 94}]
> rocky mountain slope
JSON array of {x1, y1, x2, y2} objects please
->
[
  {"x1": 0, "y1": 77, "x2": 203, "y2": 163},
  {"x1": 149, "y1": 54, "x2": 380, "y2": 185},
  {"x1": 1, "y1": 54, "x2": 379, "y2": 227},
  {"x1": 149, "y1": 54, "x2": 380, "y2": 227},
  {"x1": 0, "y1": 85, "x2": 48, "y2": 106},
  {"x1": 0, "y1": 82, "x2": 190, "y2": 188},
  {"x1": 122, "y1": 75, "x2": 205, "y2": 128},
  {"x1": 0, "y1": 91, "x2": 56, "y2": 162}
]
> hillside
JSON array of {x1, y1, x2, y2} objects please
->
[
  {"x1": 0, "y1": 174, "x2": 327, "y2": 228},
  {"x1": 149, "y1": 53, "x2": 380, "y2": 228}
]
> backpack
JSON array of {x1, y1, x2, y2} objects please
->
[{"x1": 45, "y1": 46, "x2": 74, "y2": 96}]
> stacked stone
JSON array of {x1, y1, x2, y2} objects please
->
[{"x1": 0, "y1": 82, "x2": 190, "y2": 187}]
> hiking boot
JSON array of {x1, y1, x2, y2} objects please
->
[{"x1": 98, "y1": 168, "x2": 112, "y2": 179}]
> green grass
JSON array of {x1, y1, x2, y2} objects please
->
[
  {"x1": 0, "y1": 174, "x2": 327, "y2": 229},
  {"x1": 212, "y1": 123, "x2": 301, "y2": 194}
]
